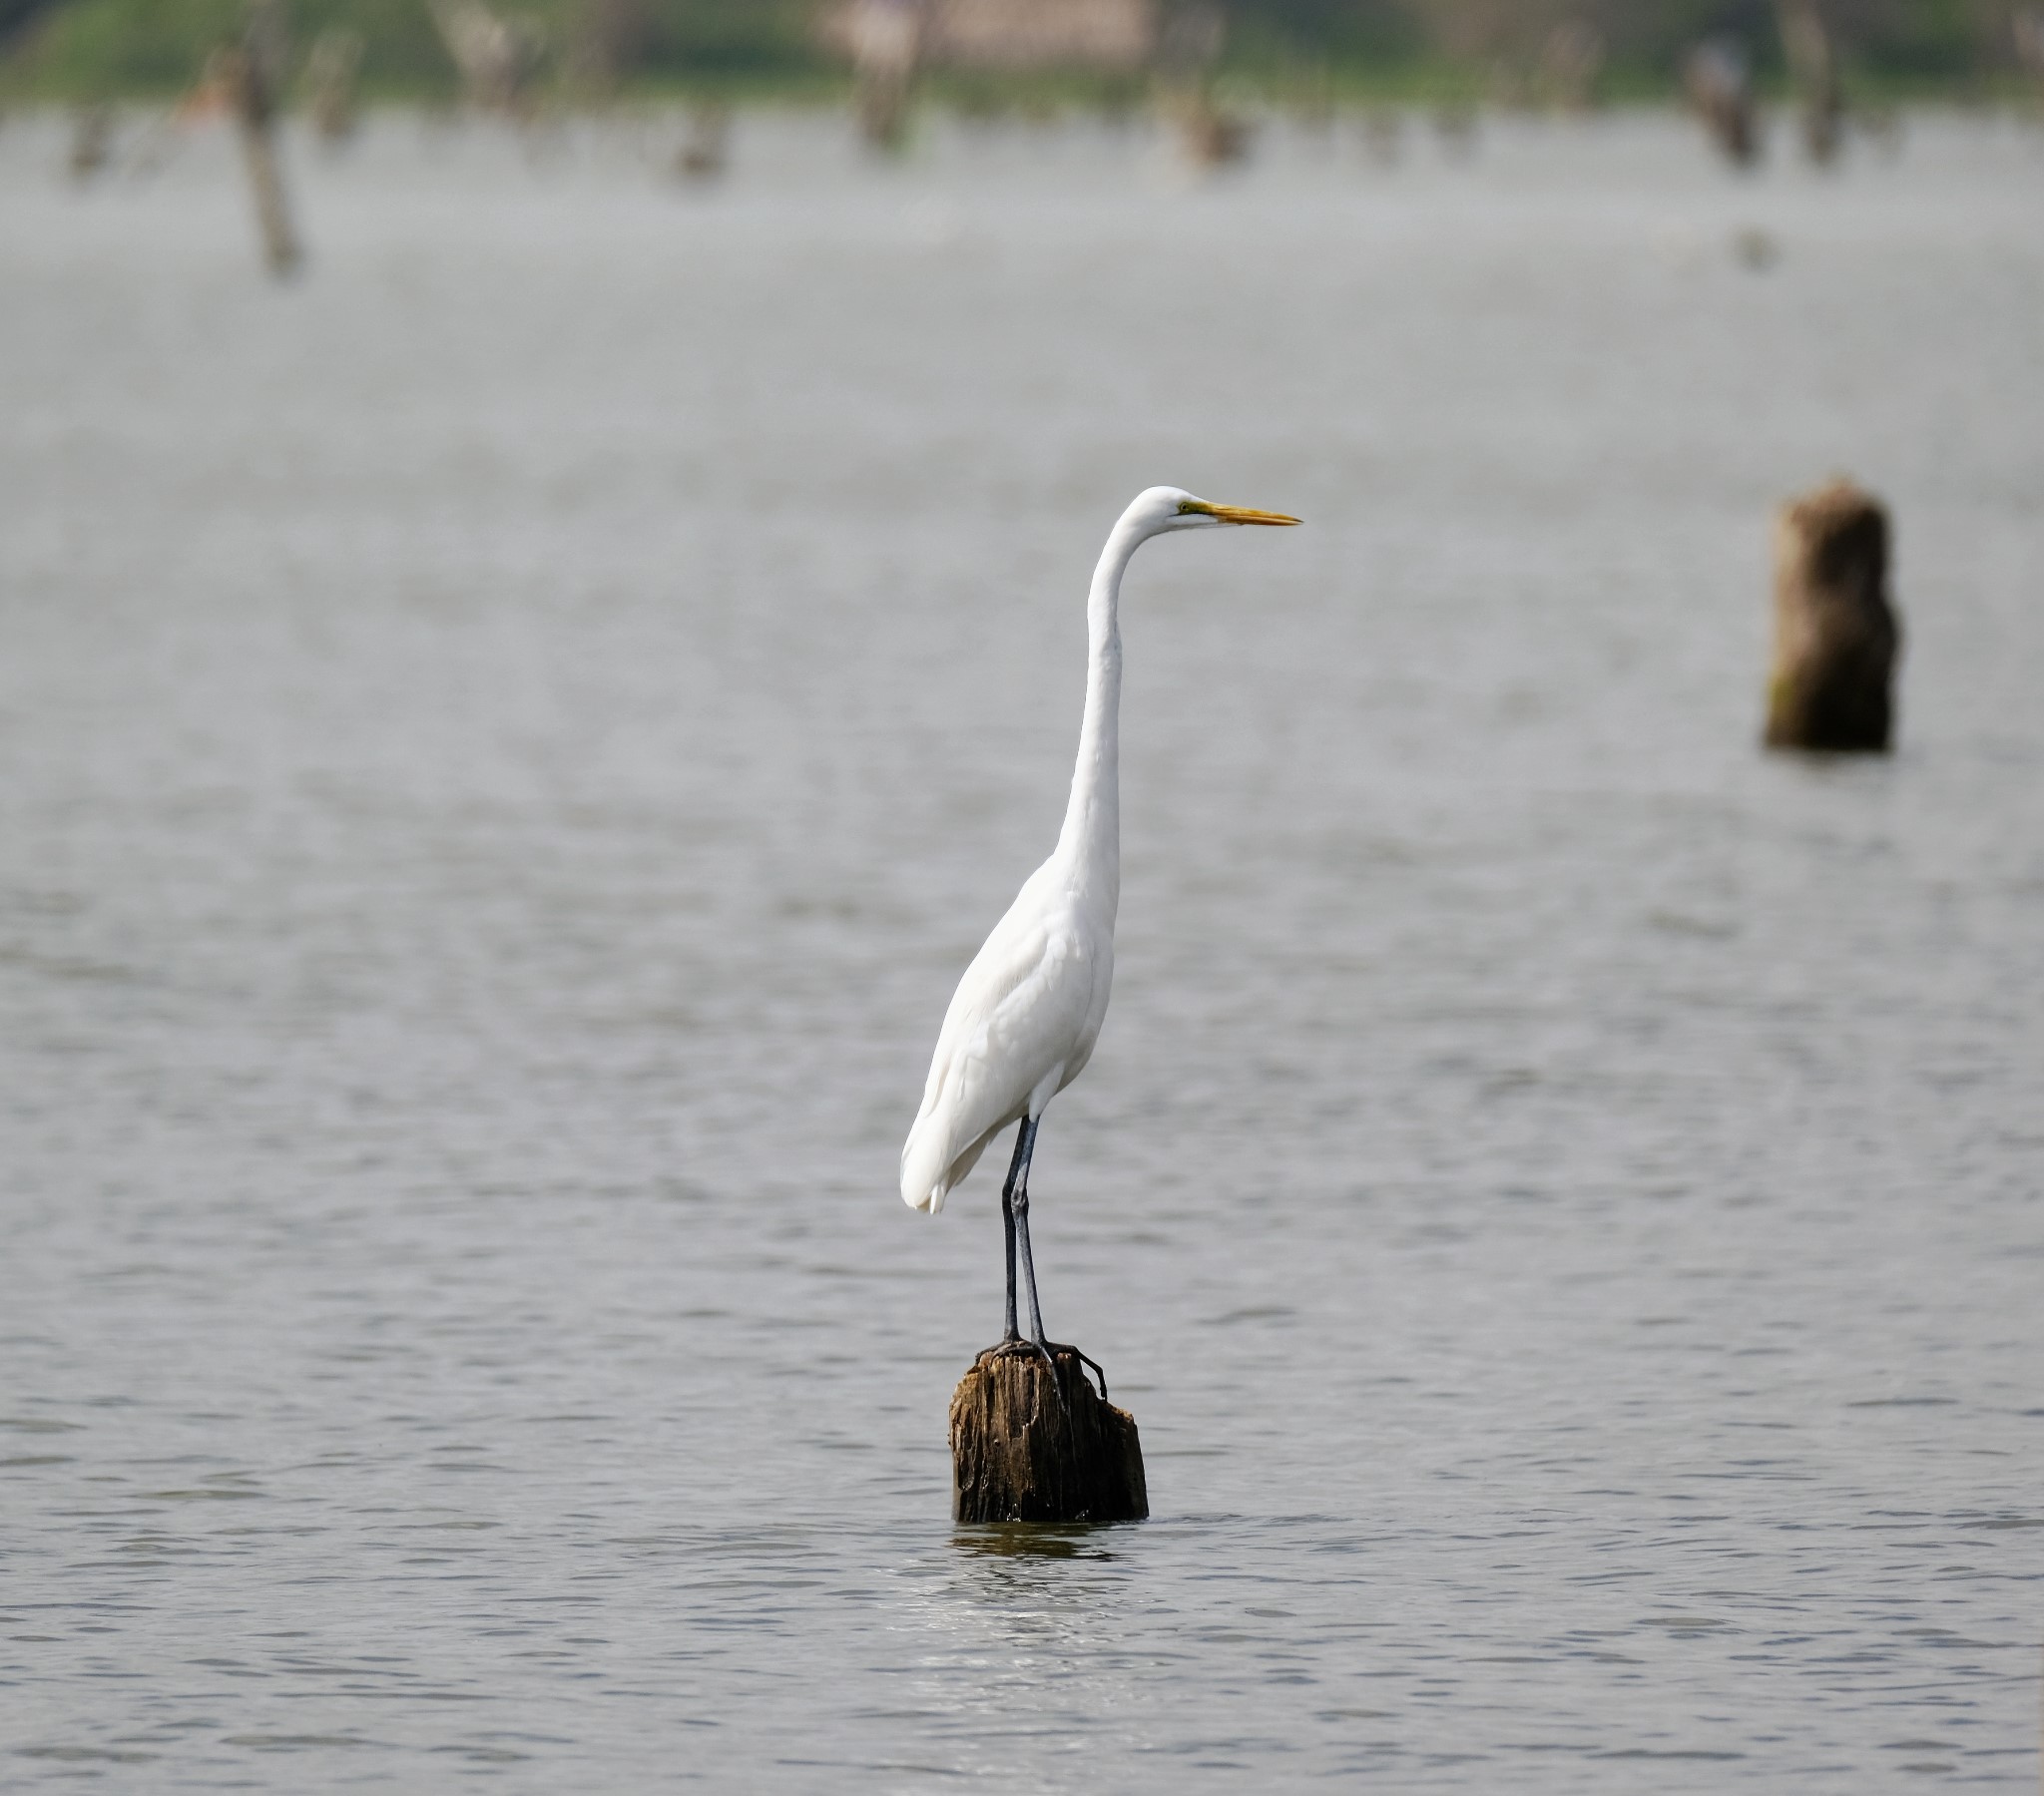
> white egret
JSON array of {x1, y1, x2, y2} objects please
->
[{"x1": 901, "y1": 486, "x2": 1299, "y2": 1361}]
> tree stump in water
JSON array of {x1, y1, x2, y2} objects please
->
[
  {"x1": 1765, "y1": 478, "x2": 1901, "y2": 753},
  {"x1": 950, "y1": 1344, "x2": 1147, "y2": 1524},
  {"x1": 211, "y1": 4, "x2": 301, "y2": 279},
  {"x1": 1684, "y1": 41, "x2": 1758, "y2": 167}
]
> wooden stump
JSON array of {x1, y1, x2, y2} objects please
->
[
  {"x1": 1765, "y1": 478, "x2": 1901, "y2": 753},
  {"x1": 305, "y1": 28, "x2": 365, "y2": 146},
  {"x1": 1684, "y1": 41, "x2": 1758, "y2": 167},
  {"x1": 2018, "y1": 10, "x2": 2044, "y2": 109},
  {"x1": 1780, "y1": 0, "x2": 1843, "y2": 166},
  {"x1": 675, "y1": 104, "x2": 732, "y2": 182},
  {"x1": 211, "y1": 8, "x2": 301, "y2": 279},
  {"x1": 845, "y1": 0, "x2": 919, "y2": 153},
  {"x1": 69, "y1": 104, "x2": 117, "y2": 183},
  {"x1": 1171, "y1": 98, "x2": 1253, "y2": 171},
  {"x1": 949, "y1": 1344, "x2": 1147, "y2": 1525}
]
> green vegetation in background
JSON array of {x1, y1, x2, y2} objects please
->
[
  {"x1": 1222, "y1": 0, "x2": 2014, "y2": 90},
  {"x1": 1, "y1": 0, "x2": 2029, "y2": 102},
  {"x1": 2, "y1": 0, "x2": 825, "y2": 96}
]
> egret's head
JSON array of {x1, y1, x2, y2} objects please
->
[{"x1": 1127, "y1": 485, "x2": 1301, "y2": 539}]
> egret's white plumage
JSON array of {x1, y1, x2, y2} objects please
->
[
  {"x1": 899, "y1": 485, "x2": 1298, "y2": 1339},
  {"x1": 900, "y1": 855, "x2": 1114, "y2": 1215}
]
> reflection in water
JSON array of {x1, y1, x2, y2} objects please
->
[
  {"x1": 950, "y1": 1523, "x2": 1127, "y2": 1562},
  {"x1": 885, "y1": 1523, "x2": 1157, "y2": 1775}
]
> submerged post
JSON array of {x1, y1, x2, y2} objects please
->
[
  {"x1": 1765, "y1": 478, "x2": 1901, "y2": 753},
  {"x1": 1538, "y1": 20, "x2": 1605, "y2": 113},
  {"x1": 428, "y1": 0, "x2": 546, "y2": 120},
  {"x1": 1684, "y1": 39, "x2": 1758, "y2": 167},
  {"x1": 1778, "y1": 0, "x2": 1842, "y2": 165},
  {"x1": 844, "y1": 0, "x2": 919, "y2": 152},
  {"x1": 305, "y1": 27, "x2": 365, "y2": 146},
  {"x1": 950, "y1": 1344, "x2": 1147, "y2": 1525},
  {"x1": 213, "y1": 0, "x2": 301, "y2": 277},
  {"x1": 1155, "y1": 2, "x2": 1248, "y2": 170},
  {"x1": 2015, "y1": 9, "x2": 2044, "y2": 108},
  {"x1": 674, "y1": 102, "x2": 731, "y2": 181},
  {"x1": 69, "y1": 103, "x2": 117, "y2": 180}
]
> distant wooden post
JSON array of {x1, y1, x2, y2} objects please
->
[
  {"x1": 1155, "y1": 1, "x2": 1249, "y2": 171},
  {"x1": 1684, "y1": 39, "x2": 1758, "y2": 167},
  {"x1": 1538, "y1": 19, "x2": 1605, "y2": 113},
  {"x1": 845, "y1": 0, "x2": 919, "y2": 152},
  {"x1": 1765, "y1": 479, "x2": 1901, "y2": 753},
  {"x1": 68, "y1": 102, "x2": 116, "y2": 180},
  {"x1": 1431, "y1": 100, "x2": 1478, "y2": 159},
  {"x1": 820, "y1": 0, "x2": 1155, "y2": 143},
  {"x1": 674, "y1": 102, "x2": 731, "y2": 181},
  {"x1": 1778, "y1": 0, "x2": 1842, "y2": 165},
  {"x1": 213, "y1": 2, "x2": 301, "y2": 277},
  {"x1": 950, "y1": 1344, "x2": 1147, "y2": 1525},
  {"x1": 428, "y1": 0, "x2": 548, "y2": 120},
  {"x1": 305, "y1": 28, "x2": 365, "y2": 145},
  {"x1": 563, "y1": 0, "x2": 651, "y2": 102},
  {"x1": 1358, "y1": 106, "x2": 1401, "y2": 167},
  {"x1": 1288, "y1": 55, "x2": 1334, "y2": 139},
  {"x1": 2014, "y1": 9, "x2": 2044, "y2": 107}
]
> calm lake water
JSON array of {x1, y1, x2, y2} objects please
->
[{"x1": 3, "y1": 106, "x2": 2041, "y2": 1789}]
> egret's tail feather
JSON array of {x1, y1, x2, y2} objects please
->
[
  {"x1": 900, "y1": 1122, "x2": 948, "y2": 1213},
  {"x1": 900, "y1": 1117, "x2": 992, "y2": 1214}
]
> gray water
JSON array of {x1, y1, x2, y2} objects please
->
[{"x1": 3, "y1": 107, "x2": 2042, "y2": 1790}]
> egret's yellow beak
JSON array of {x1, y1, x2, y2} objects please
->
[{"x1": 1179, "y1": 500, "x2": 1301, "y2": 526}]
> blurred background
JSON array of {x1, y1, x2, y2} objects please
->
[
  {"x1": 3, "y1": 0, "x2": 2042, "y2": 1791},
  {"x1": 6, "y1": 0, "x2": 2044, "y2": 106}
]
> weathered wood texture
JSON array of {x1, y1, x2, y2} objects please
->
[
  {"x1": 1765, "y1": 478, "x2": 1901, "y2": 752},
  {"x1": 950, "y1": 1346, "x2": 1147, "y2": 1524}
]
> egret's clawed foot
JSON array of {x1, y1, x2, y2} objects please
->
[
  {"x1": 1068, "y1": 1344, "x2": 1109, "y2": 1403},
  {"x1": 989, "y1": 1340, "x2": 1071, "y2": 1414},
  {"x1": 974, "y1": 1338, "x2": 1110, "y2": 1405},
  {"x1": 979, "y1": 1335, "x2": 1060, "y2": 1385}
]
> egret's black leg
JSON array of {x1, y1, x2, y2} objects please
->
[
  {"x1": 1000, "y1": 1116, "x2": 1058, "y2": 1385},
  {"x1": 999, "y1": 1118, "x2": 1034, "y2": 1345},
  {"x1": 1010, "y1": 1120, "x2": 1049, "y2": 1347},
  {"x1": 1015, "y1": 1191, "x2": 1050, "y2": 1351}
]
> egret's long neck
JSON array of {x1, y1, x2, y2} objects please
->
[{"x1": 1053, "y1": 519, "x2": 1143, "y2": 914}]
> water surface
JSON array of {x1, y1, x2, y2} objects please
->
[{"x1": 3, "y1": 108, "x2": 2042, "y2": 1788}]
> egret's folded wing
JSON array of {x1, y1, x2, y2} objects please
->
[{"x1": 901, "y1": 901, "x2": 1098, "y2": 1210}]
